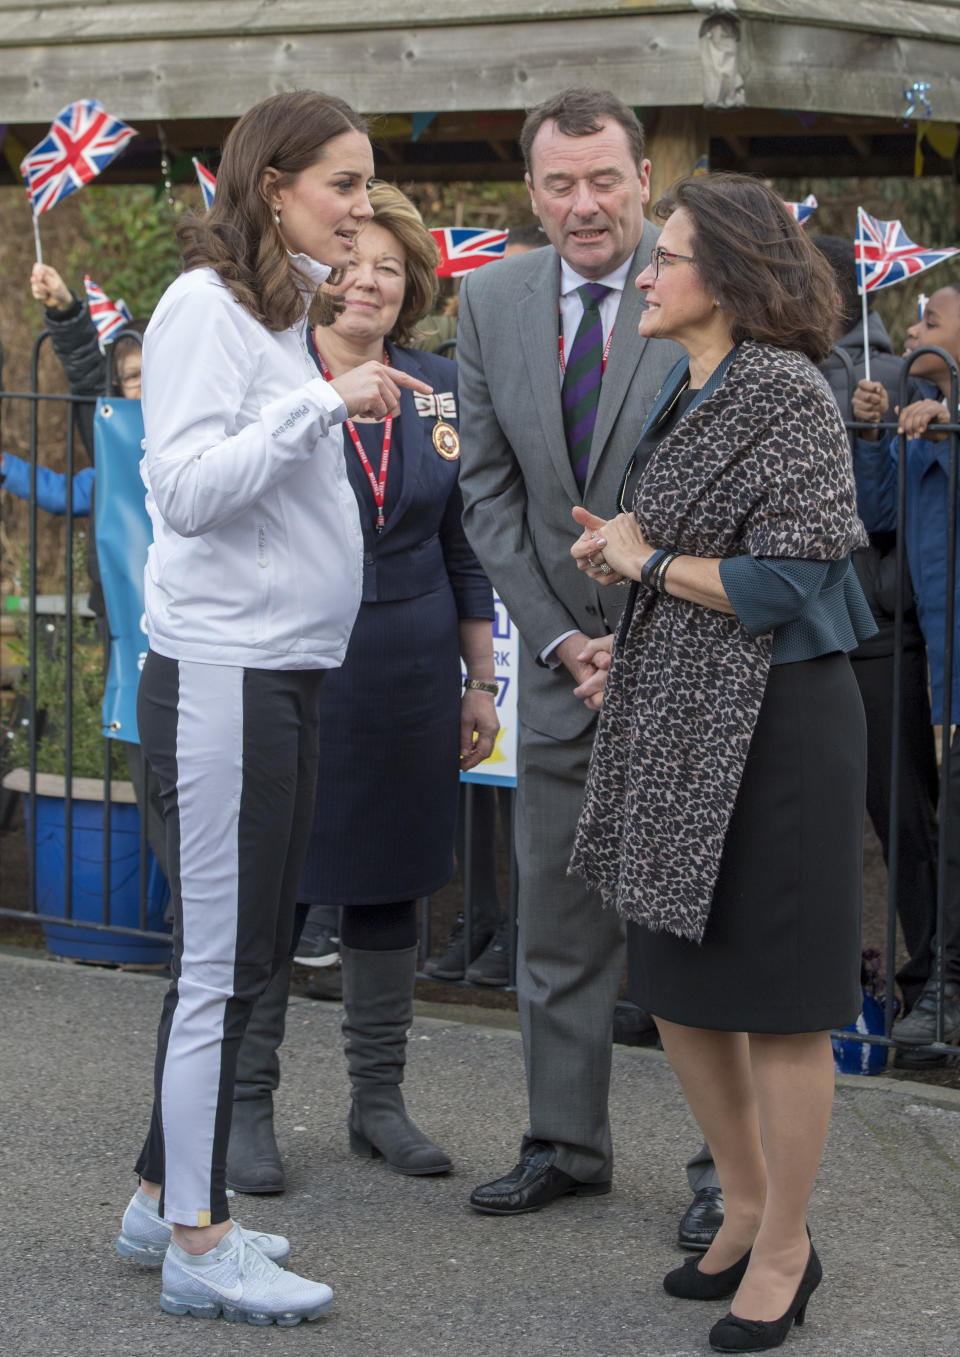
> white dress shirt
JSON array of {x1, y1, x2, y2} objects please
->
[{"x1": 558, "y1": 255, "x2": 634, "y2": 376}]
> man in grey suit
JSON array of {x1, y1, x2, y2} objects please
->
[{"x1": 457, "y1": 88, "x2": 721, "y2": 1244}]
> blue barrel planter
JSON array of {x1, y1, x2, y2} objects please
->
[{"x1": 20, "y1": 779, "x2": 171, "y2": 965}]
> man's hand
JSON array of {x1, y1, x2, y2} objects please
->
[
  {"x1": 572, "y1": 634, "x2": 614, "y2": 710},
  {"x1": 554, "y1": 631, "x2": 598, "y2": 688}
]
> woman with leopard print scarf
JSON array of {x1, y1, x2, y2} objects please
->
[{"x1": 569, "y1": 174, "x2": 875, "y2": 1354}]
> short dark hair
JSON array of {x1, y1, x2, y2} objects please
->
[
  {"x1": 655, "y1": 173, "x2": 842, "y2": 364},
  {"x1": 520, "y1": 88, "x2": 646, "y2": 180},
  {"x1": 506, "y1": 224, "x2": 545, "y2": 249},
  {"x1": 108, "y1": 318, "x2": 148, "y2": 390},
  {"x1": 812, "y1": 236, "x2": 863, "y2": 333}
]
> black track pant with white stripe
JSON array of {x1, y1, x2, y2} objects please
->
[{"x1": 133, "y1": 650, "x2": 324, "y2": 1226}]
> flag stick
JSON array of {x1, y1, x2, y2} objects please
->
[
  {"x1": 856, "y1": 208, "x2": 871, "y2": 384},
  {"x1": 31, "y1": 210, "x2": 42, "y2": 265}
]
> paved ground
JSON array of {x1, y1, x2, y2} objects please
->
[{"x1": 2, "y1": 947, "x2": 959, "y2": 1357}]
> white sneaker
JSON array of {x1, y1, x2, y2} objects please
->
[
  {"x1": 116, "y1": 1189, "x2": 290, "y2": 1267},
  {"x1": 160, "y1": 1225, "x2": 333, "y2": 1325}
]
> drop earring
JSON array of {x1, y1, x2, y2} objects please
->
[{"x1": 273, "y1": 204, "x2": 281, "y2": 225}]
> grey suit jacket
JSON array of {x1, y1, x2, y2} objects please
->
[{"x1": 458, "y1": 225, "x2": 683, "y2": 739}]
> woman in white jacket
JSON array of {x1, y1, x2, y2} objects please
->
[{"x1": 114, "y1": 90, "x2": 430, "y2": 1327}]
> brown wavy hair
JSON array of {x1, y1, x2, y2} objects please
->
[
  {"x1": 655, "y1": 173, "x2": 842, "y2": 363},
  {"x1": 353, "y1": 182, "x2": 440, "y2": 347},
  {"x1": 177, "y1": 90, "x2": 368, "y2": 332}
]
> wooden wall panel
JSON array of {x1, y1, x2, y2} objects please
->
[{"x1": 0, "y1": 16, "x2": 704, "y2": 122}]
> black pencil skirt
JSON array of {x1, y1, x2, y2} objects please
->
[{"x1": 627, "y1": 652, "x2": 866, "y2": 1034}]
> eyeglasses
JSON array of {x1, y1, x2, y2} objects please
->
[{"x1": 650, "y1": 246, "x2": 696, "y2": 278}]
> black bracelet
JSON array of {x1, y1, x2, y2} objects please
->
[
  {"x1": 641, "y1": 549, "x2": 667, "y2": 588},
  {"x1": 652, "y1": 551, "x2": 678, "y2": 592}
]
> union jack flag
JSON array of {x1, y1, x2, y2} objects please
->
[
  {"x1": 20, "y1": 100, "x2": 136, "y2": 216},
  {"x1": 856, "y1": 207, "x2": 959, "y2": 294},
  {"x1": 192, "y1": 157, "x2": 216, "y2": 211},
  {"x1": 83, "y1": 275, "x2": 132, "y2": 352},
  {"x1": 783, "y1": 194, "x2": 818, "y2": 226},
  {"x1": 429, "y1": 227, "x2": 509, "y2": 278}
]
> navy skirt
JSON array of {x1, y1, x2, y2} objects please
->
[
  {"x1": 627, "y1": 652, "x2": 865, "y2": 1033},
  {"x1": 297, "y1": 581, "x2": 462, "y2": 906}
]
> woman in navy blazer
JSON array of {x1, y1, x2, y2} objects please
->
[{"x1": 226, "y1": 183, "x2": 498, "y2": 1189}]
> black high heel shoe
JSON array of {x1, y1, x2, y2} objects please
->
[
  {"x1": 663, "y1": 1248, "x2": 751, "y2": 1301},
  {"x1": 708, "y1": 1243, "x2": 822, "y2": 1353}
]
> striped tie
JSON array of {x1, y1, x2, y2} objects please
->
[{"x1": 562, "y1": 282, "x2": 610, "y2": 491}]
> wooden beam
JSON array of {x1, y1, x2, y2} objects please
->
[
  {"x1": 1, "y1": 8, "x2": 959, "y2": 125},
  {"x1": 0, "y1": 2, "x2": 694, "y2": 45},
  {"x1": 646, "y1": 107, "x2": 709, "y2": 206},
  {"x1": 0, "y1": 16, "x2": 706, "y2": 123},
  {"x1": 740, "y1": 21, "x2": 960, "y2": 121},
  {"x1": 0, "y1": 1, "x2": 957, "y2": 46}
]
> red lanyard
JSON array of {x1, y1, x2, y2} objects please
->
[
  {"x1": 558, "y1": 301, "x2": 613, "y2": 375},
  {"x1": 315, "y1": 348, "x2": 392, "y2": 533}
]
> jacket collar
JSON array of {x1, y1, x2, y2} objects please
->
[{"x1": 640, "y1": 345, "x2": 738, "y2": 438}]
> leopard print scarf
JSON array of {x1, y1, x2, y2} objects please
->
[{"x1": 569, "y1": 340, "x2": 868, "y2": 943}]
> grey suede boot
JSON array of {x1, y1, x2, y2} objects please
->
[
  {"x1": 341, "y1": 943, "x2": 452, "y2": 1175},
  {"x1": 226, "y1": 1096, "x2": 284, "y2": 1194},
  {"x1": 225, "y1": 956, "x2": 294, "y2": 1194}
]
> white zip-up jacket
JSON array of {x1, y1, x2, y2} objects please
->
[{"x1": 140, "y1": 263, "x2": 363, "y2": 669}]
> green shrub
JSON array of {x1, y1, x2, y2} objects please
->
[
  {"x1": 64, "y1": 184, "x2": 189, "y2": 319},
  {"x1": 8, "y1": 613, "x2": 126, "y2": 781}
]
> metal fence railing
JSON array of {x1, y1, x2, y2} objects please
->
[{"x1": 0, "y1": 332, "x2": 171, "y2": 956}]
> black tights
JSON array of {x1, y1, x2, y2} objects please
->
[{"x1": 292, "y1": 899, "x2": 417, "y2": 953}]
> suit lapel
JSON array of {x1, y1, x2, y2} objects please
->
[
  {"x1": 585, "y1": 250, "x2": 648, "y2": 492},
  {"x1": 517, "y1": 249, "x2": 581, "y2": 502},
  {"x1": 380, "y1": 343, "x2": 428, "y2": 538}
]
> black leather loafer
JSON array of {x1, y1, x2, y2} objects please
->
[
  {"x1": 678, "y1": 1185, "x2": 724, "y2": 1250},
  {"x1": 469, "y1": 1141, "x2": 611, "y2": 1215}
]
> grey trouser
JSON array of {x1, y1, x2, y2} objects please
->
[{"x1": 515, "y1": 719, "x2": 716, "y2": 1190}]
